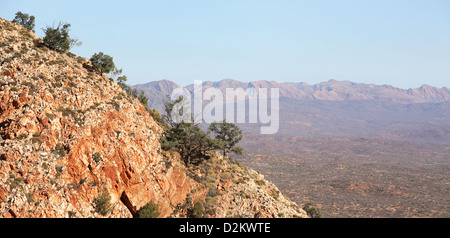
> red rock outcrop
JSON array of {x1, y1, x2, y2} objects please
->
[{"x1": 0, "y1": 18, "x2": 307, "y2": 218}]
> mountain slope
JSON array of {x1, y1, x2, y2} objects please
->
[
  {"x1": 133, "y1": 80, "x2": 181, "y2": 113},
  {"x1": 0, "y1": 18, "x2": 307, "y2": 218}
]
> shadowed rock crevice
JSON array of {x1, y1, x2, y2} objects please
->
[{"x1": 120, "y1": 191, "x2": 137, "y2": 218}]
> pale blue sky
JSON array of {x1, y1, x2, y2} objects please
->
[{"x1": 1, "y1": 0, "x2": 449, "y2": 88}]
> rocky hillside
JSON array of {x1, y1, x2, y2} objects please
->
[{"x1": 0, "y1": 18, "x2": 307, "y2": 218}]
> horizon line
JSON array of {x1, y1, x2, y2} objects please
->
[{"x1": 132, "y1": 78, "x2": 449, "y2": 90}]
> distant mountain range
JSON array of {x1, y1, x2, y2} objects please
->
[
  {"x1": 133, "y1": 80, "x2": 181, "y2": 112},
  {"x1": 133, "y1": 79, "x2": 450, "y2": 113}
]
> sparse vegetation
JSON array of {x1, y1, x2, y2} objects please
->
[
  {"x1": 57, "y1": 106, "x2": 75, "y2": 117},
  {"x1": 93, "y1": 152, "x2": 101, "y2": 163},
  {"x1": 270, "y1": 189, "x2": 280, "y2": 200},
  {"x1": 67, "y1": 211, "x2": 76, "y2": 218},
  {"x1": 31, "y1": 132, "x2": 41, "y2": 144},
  {"x1": 90, "y1": 52, "x2": 115, "y2": 74},
  {"x1": 160, "y1": 96, "x2": 211, "y2": 165},
  {"x1": 108, "y1": 100, "x2": 120, "y2": 111},
  {"x1": 138, "y1": 200, "x2": 160, "y2": 218},
  {"x1": 148, "y1": 108, "x2": 162, "y2": 123},
  {"x1": 160, "y1": 96, "x2": 244, "y2": 166},
  {"x1": 160, "y1": 120, "x2": 216, "y2": 165},
  {"x1": 42, "y1": 22, "x2": 81, "y2": 52},
  {"x1": 208, "y1": 120, "x2": 243, "y2": 157},
  {"x1": 45, "y1": 113, "x2": 54, "y2": 120},
  {"x1": 12, "y1": 11, "x2": 35, "y2": 32},
  {"x1": 220, "y1": 172, "x2": 231, "y2": 180},
  {"x1": 25, "y1": 193, "x2": 35, "y2": 204},
  {"x1": 207, "y1": 187, "x2": 221, "y2": 197},
  {"x1": 238, "y1": 133, "x2": 450, "y2": 218},
  {"x1": 8, "y1": 175, "x2": 23, "y2": 190},
  {"x1": 52, "y1": 143, "x2": 66, "y2": 157},
  {"x1": 303, "y1": 201, "x2": 323, "y2": 218},
  {"x1": 93, "y1": 188, "x2": 113, "y2": 216},
  {"x1": 14, "y1": 133, "x2": 27, "y2": 140},
  {"x1": 191, "y1": 201, "x2": 205, "y2": 218},
  {"x1": 255, "y1": 180, "x2": 265, "y2": 186}
]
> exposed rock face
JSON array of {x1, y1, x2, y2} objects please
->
[
  {"x1": 0, "y1": 18, "x2": 307, "y2": 218},
  {"x1": 407, "y1": 84, "x2": 450, "y2": 102},
  {"x1": 212, "y1": 156, "x2": 307, "y2": 218}
]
